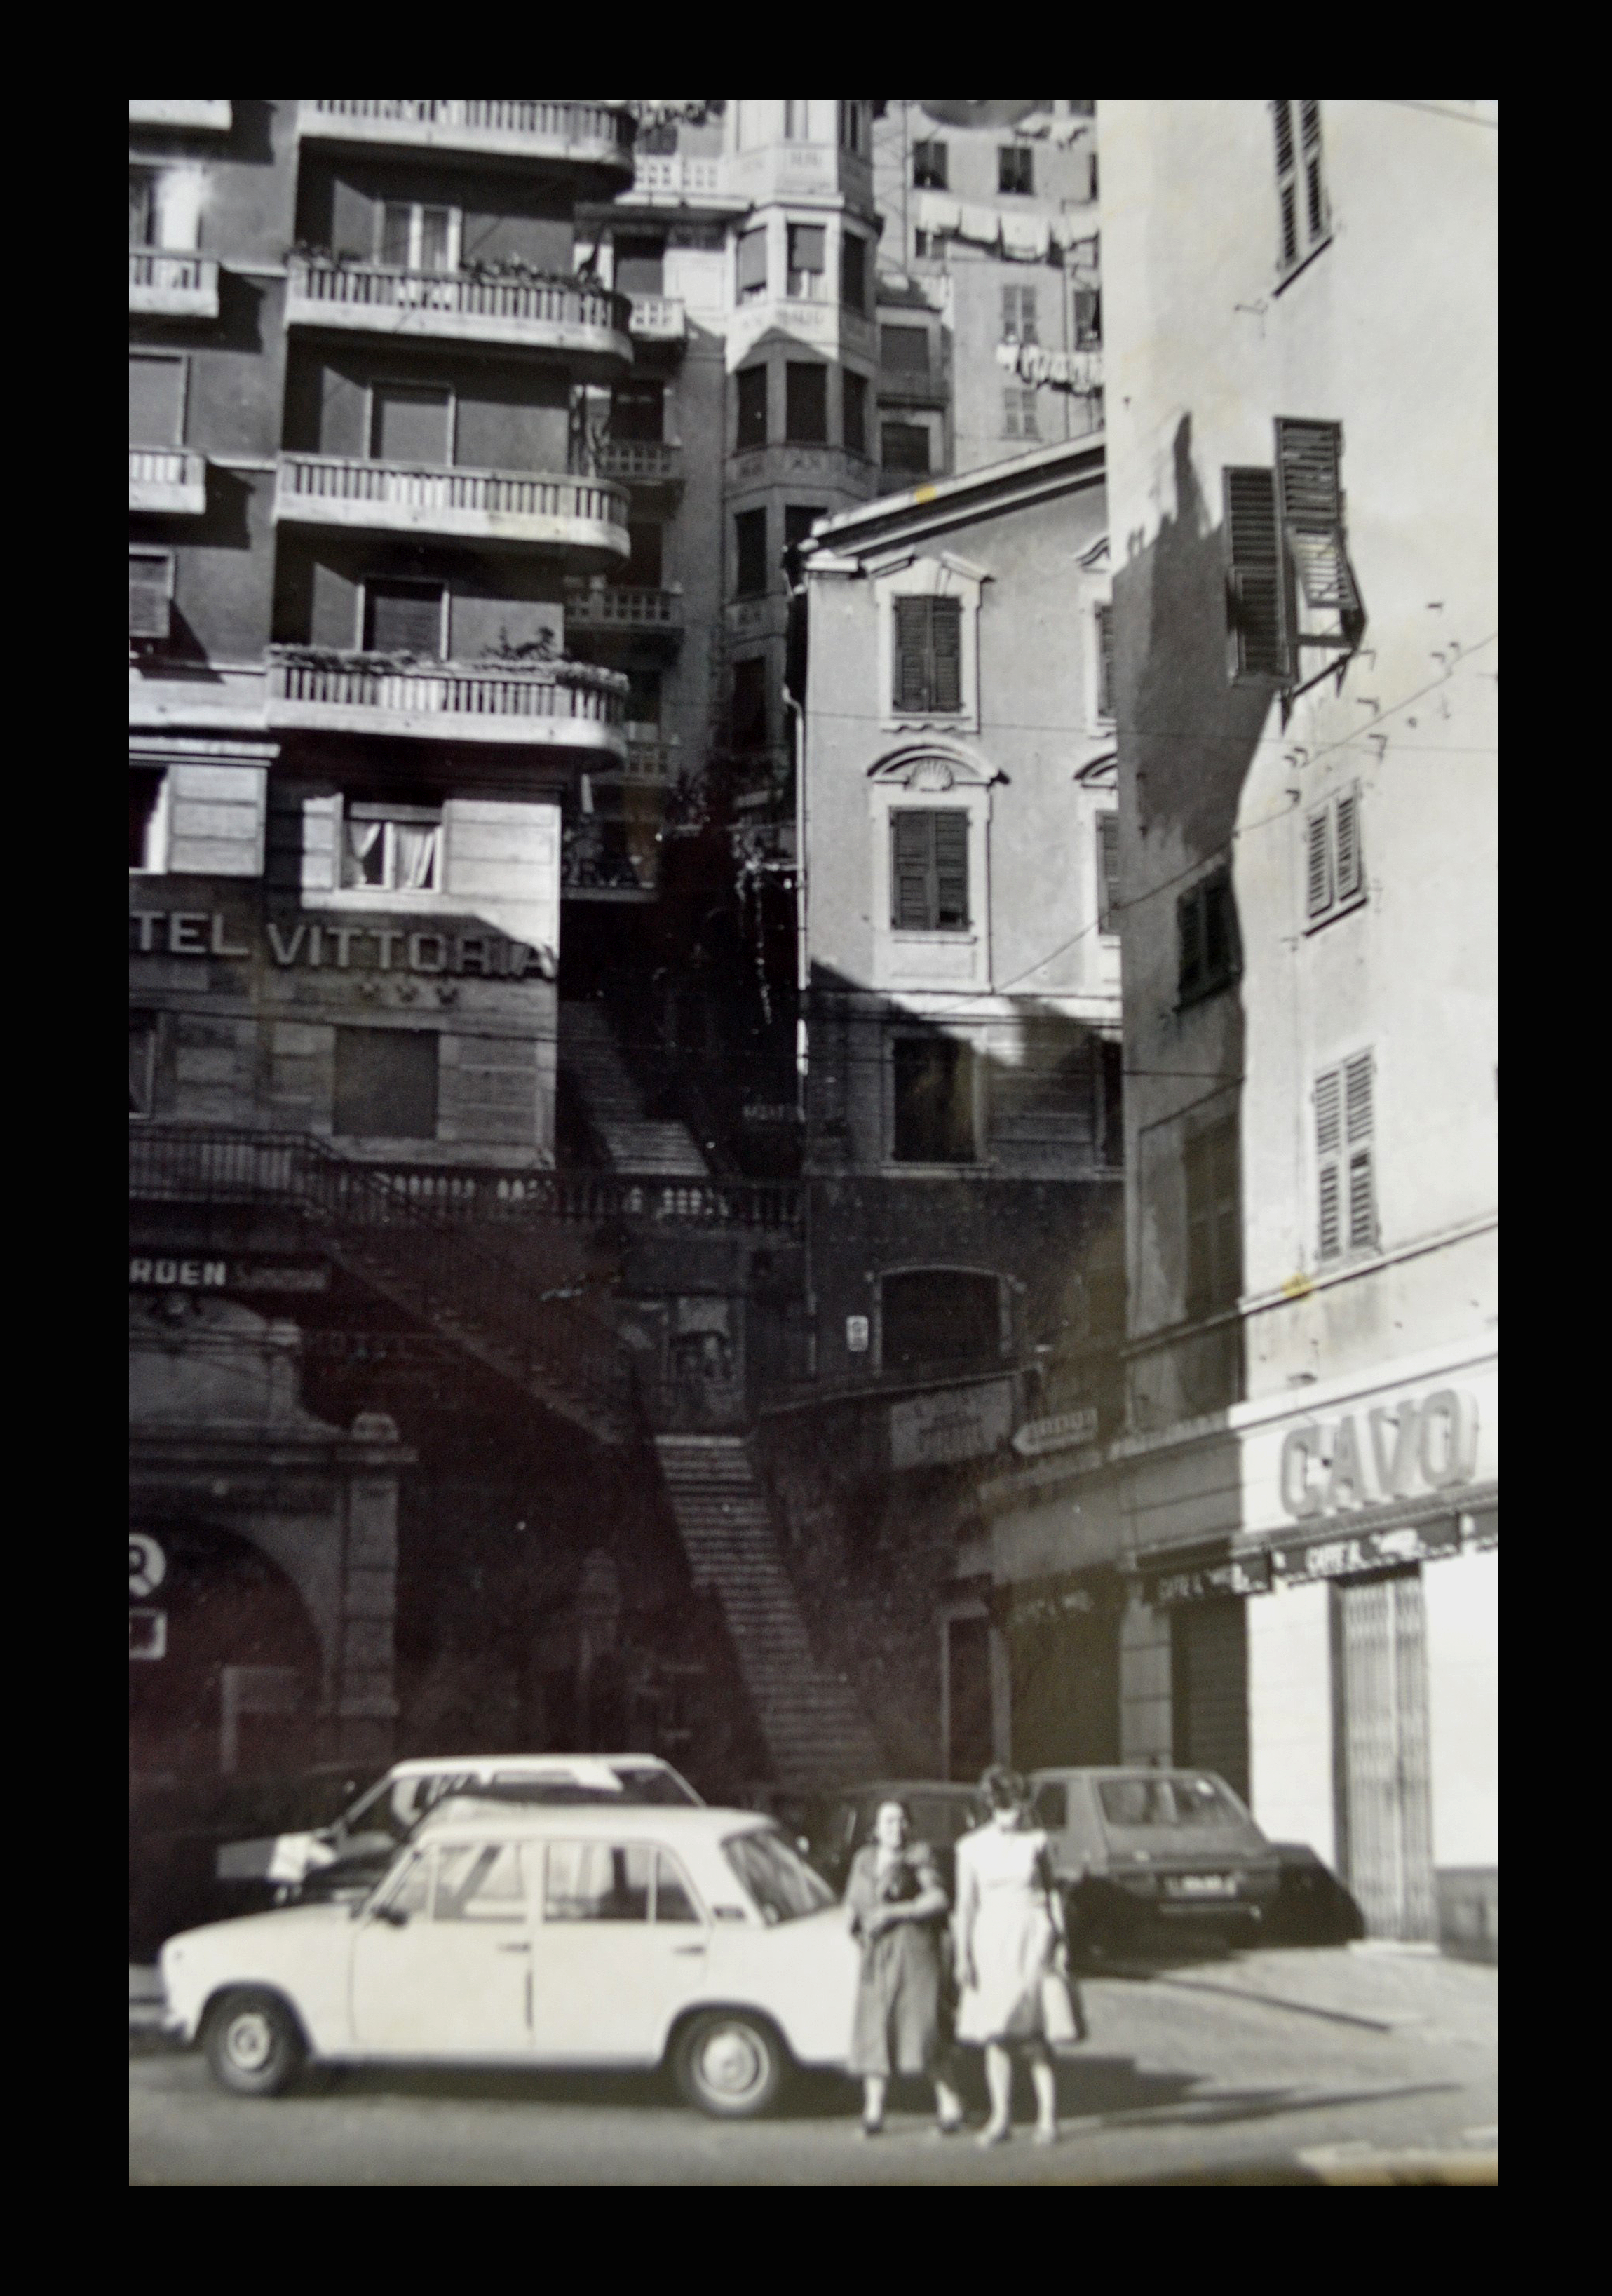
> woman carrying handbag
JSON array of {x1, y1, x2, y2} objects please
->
[{"x1": 953, "y1": 1766, "x2": 1088, "y2": 2146}]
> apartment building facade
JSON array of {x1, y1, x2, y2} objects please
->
[{"x1": 977, "y1": 101, "x2": 1498, "y2": 1953}]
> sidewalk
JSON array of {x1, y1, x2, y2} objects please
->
[{"x1": 130, "y1": 1964, "x2": 170, "y2": 2041}]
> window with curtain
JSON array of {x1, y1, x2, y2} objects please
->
[
  {"x1": 379, "y1": 201, "x2": 459, "y2": 271},
  {"x1": 130, "y1": 166, "x2": 201, "y2": 250},
  {"x1": 787, "y1": 223, "x2": 826, "y2": 299},
  {"x1": 341, "y1": 805, "x2": 442, "y2": 891}
]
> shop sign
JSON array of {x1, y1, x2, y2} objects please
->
[
  {"x1": 994, "y1": 341, "x2": 1104, "y2": 394},
  {"x1": 130, "y1": 1607, "x2": 167, "y2": 1662},
  {"x1": 1012, "y1": 1406, "x2": 1099, "y2": 1458},
  {"x1": 130, "y1": 910, "x2": 550, "y2": 978},
  {"x1": 846, "y1": 1316, "x2": 870, "y2": 1353},
  {"x1": 129, "y1": 1257, "x2": 330, "y2": 1295},
  {"x1": 1146, "y1": 1552, "x2": 1273, "y2": 1607},
  {"x1": 890, "y1": 1377, "x2": 1014, "y2": 1471},
  {"x1": 996, "y1": 1574, "x2": 1118, "y2": 1633},
  {"x1": 1271, "y1": 1514, "x2": 1462, "y2": 1586},
  {"x1": 1278, "y1": 1387, "x2": 1479, "y2": 1520}
]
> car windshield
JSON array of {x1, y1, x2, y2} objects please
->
[
  {"x1": 1097, "y1": 1774, "x2": 1242, "y2": 1828},
  {"x1": 609, "y1": 1765, "x2": 703, "y2": 1807},
  {"x1": 724, "y1": 1828, "x2": 837, "y2": 1924}
]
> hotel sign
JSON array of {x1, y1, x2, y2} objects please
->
[{"x1": 130, "y1": 907, "x2": 553, "y2": 978}]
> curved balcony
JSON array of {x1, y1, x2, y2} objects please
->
[
  {"x1": 298, "y1": 100, "x2": 635, "y2": 180},
  {"x1": 273, "y1": 454, "x2": 630, "y2": 565},
  {"x1": 130, "y1": 447, "x2": 208, "y2": 515},
  {"x1": 266, "y1": 648, "x2": 626, "y2": 755},
  {"x1": 286, "y1": 257, "x2": 632, "y2": 366},
  {"x1": 564, "y1": 583, "x2": 683, "y2": 651},
  {"x1": 595, "y1": 439, "x2": 683, "y2": 490},
  {"x1": 129, "y1": 248, "x2": 219, "y2": 319},
  {"x1": 129, "y1": 101, "x2": 232, "y2": 133}
]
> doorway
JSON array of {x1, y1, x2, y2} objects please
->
[{"x1": 1332, "y1": 1569, "x2": 1436, "y2": 1939}]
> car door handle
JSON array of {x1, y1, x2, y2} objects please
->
[{"x1": 497, "y1": 1941, "x2": 531, "y2": 1954}]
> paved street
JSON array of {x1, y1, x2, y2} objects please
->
[{"x1": 130, "y1": 1945, "x2": 1496, "y2": 2186}]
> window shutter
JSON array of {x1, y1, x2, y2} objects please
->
[
  {"x1": 1344, "y1": 1045, "x2": 1376, "y2": 1253},
  {"x1": 788, "y1": 223, "x2": 825, "y2": 275},
  {"x1": 894, "y1": 597, "x2": 931, "y2": 710},
  {"x1": 380, "y1": 201, "x2": 412, "y2": 266},
  {"x1": 1095, "y1": 600, "x2": 1114, "y2": 717},
  {"x1": 1315, "y1": 1065, "x2": 1343, "y2": 1260},
  {"x1": 167, "y1": 762, "x2": 267, "y2": 878},
  {"x1": 892, "y1": 811, "x2": 935, "y2": 930},
  {"x1": 1222, "y1": 466, "x2": 1287, "y2": 682},
  {"x1": 1275, "y1": 419, "x2": 1360, "y2": 622},
  {"x1": 129, "y1": 552, "x2": 173, "y2": 640},
  {"x1": 1306, "y1": 807, "x2": 1333, "y2": 918},
  {"x1": 1178, "y1": 887, "x2": 1203, "y2": 998},
  {"x1": 930, "y1": 598, "x2": 963, "y2": 710},
  {"x1": 1334, "y1": 788, "x2": 1362, "y2": 899},
  {"x1": 1271, "y1": 101, "x2": 1299, "y2": 266},
  {"x1": 1097, "y1": 812, "x2": 1119, "y2": 933},
  {"x1": 933, "y1": 809, "x2": 970, "y2": 928},
  {"x1": 1300, "y1": 102, "x2": 1326, "y2": 241},
  {"x1": 738, "y1": 226, "x2": 768, "y2": 293}
]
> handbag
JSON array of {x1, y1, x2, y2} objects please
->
[{"x1": 1040, "y1": 1968, "x2": 1088, "y2": 2046}]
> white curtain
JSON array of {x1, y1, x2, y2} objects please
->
[
  {"x1": 393, "y1": 823, "x2": 439, "y2": 890},
  {"x1": 341, "y1": 820, "x2": 383, "y2": 886}
]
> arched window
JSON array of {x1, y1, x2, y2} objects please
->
[{"x1": 881, "y1": 1269, "x2": 1003, "y2": 1372}]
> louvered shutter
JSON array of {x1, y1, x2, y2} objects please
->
[
  {"x1": 1275, "y1": 418, "x2": 1361, "y2": 620},
  {"x1": 1315, "y1": 1066, "x2": 1343, "y2": 1260},
  {"x1": 1178, "y1": 887, "x2": 1203, "y2": 999},
  {"x1": 930, "y1": 599, "x2": 963, "y2": 710},
  {"x1": 1334, "y1": 788, "x2": 1362, "y2": 899},
  {"x1": 1223, "y1": 466, "x2": 1288, "y2": 682},
  {"x1": 1271, "y1": 101, "x2": 1299, "y2": 267},
  {"x1": 1097, "y1": 812, "x2": 1119, "y2": 933},
  {"x1": 1344, "y1": 1051, "x2": 1375, "y2": 1250},
  {"x1": 1299, "y1": 102, "x2": 1326, "y2": 242},
  {"x1": 892, "y1": 811, "x2": 935, "y2": 929},
  {"x1": 894, "y1": 597, "x2": 931, "y2": 710},
  {"x1": 738, "y1": 227, "x2": 768, "y2": 293},
  {"x1": 933, "y1": 809, "x2": 970, "y2": 927},
  {"x1": 1306, "y1": 806, "x2": 1333, "y2": 918},
  {"x1": 129, "y1": 552, "x2": 173, "y2": 640}
]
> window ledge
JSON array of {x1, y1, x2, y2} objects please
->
[
  {"x1": 881, "y1": 1160, "x2": 989, "y2": 1177},
  {"x1": 1302, "y1": 889, "x2": 1368, "y2": 936},
  {"x1": 1271, "y1": 234, "x2": 1334, "y2": 297},
  {"x1": 890, "y1": 928, "x2": 976, "y2": 945}
]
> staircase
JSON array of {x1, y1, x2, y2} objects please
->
[
  {"x1": 561, "y1": 1001, "x2": 710, "y2": 1177},
  {"x1": 128, "y1": 1128, "x2": 630, "y2": 1445},
  {"x1": 654, "y1": 1434, "x2": 881, "y2": 1792}
]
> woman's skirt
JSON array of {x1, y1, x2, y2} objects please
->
[
  {"x1": 849, "y1": 1924, "x2": 947, "y2": 2077},
  {"x1": 955, "y1": 1892, "x2": 1058, "y2": 2044}
]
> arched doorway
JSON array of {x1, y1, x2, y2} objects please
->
[{"x1": 129, "y1": 1520, "x2": 324, "y2": 1790}]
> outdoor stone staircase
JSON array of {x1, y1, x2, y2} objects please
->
[
  {"x1": 653, "y1": 1433, "x2": 881, "y2": 1792},
  {"x1": 561, "y1": 1001, "x2": 709, "y2": 1177}
]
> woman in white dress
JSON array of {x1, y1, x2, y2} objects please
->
[{"x1": 953, "y1": 1765, "x2": 1071, "y2": 2145}]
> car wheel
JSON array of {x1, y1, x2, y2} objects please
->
[
  {"x1": 673, "y1": 2011, "x2": 787, "y2": 2119},
  {"x1": 202, "y1": 1990, "x2": 308, "y2": 2098}
]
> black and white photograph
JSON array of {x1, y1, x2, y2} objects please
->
[{"x1": 128, "y1": 97, "x2": 1498, "y2": 2188}]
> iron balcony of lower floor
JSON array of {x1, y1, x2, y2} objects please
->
[
  {"x1": 564, "y1": 581, "x2": 684, "y2": 648},
  {"x1": 628, "y1": 295, "x2": 687, "y2": 349},
  {"x1": 273, "y1": 454, "x2": 631, "y2": 565},
  {"x1": 129, "y1": 247, "x2": 219, "y2": 319},
  {"x1": 285, "y1": 257, "x2": 632, "y2": 365},
  {"x1": 266, "y1": 648, "x2": 627, "y2": 755},
  {"x1": 593, "y1": 438, "x2": 683, "y2": 492},
  {"x1": 297, "y1": 100, "x2": 635, "y2": 180},
  {"x1": 130, "y1": 447, "x2": 207, "y2": 515}
]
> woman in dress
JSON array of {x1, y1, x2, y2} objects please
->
[
  {"x1": 844, "y1": 1799, "x2": 966, "y2": 2137},
  {"x1": 953, "y1": 1764, "x2": 1072, "y2": 2146}
]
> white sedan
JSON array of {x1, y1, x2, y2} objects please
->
[{"x1": 160, "y1": 1807, "x2": 862, "y2": 2118}]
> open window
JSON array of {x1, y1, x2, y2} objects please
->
[
  {"x1": 787, "y1": 223, "x2": 825, "y2": 302},
  {"x1": 340, "y1": 802, "x2": 442, "y2": 892},
  {"x1": 1177, "y1": 867, "x2": 1240, "y2": 1004},
  {"x1": 1223, "y1": 417, "x2": 1364, "y2": 692}
]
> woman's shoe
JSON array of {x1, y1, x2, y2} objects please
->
[
  {"x1": 1034, "y1": 2124, "x2": 1061, "y2": 2147},
  {"x1": 935, "y1": 2116, "x2": 966, "y2": 2139},
  {"x1": 977, "y1": 2123, "x2": 1012, "y2": 2148},
  {"x1": 859, "y1": 2119, "x2": 884, "y2": 2140}
]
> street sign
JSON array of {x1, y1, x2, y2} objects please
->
[
  {"x1": 129, "y1": 1532, "x2": 167, "y2": 1600},
  {"x1": 1011, "y1": 1407, "x2": 1099, "y2": 1458}
]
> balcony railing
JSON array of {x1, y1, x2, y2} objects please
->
[
  {"x1": 129, "y1": 248, "x2": 219, "y2": 319},
  {"x1": 299, "y1": 100, "x2": 634, "y2": 174},
  {"x1": 266, "y1": 649, "x2": 626, "y2": 752},
  {"x1": 129, "y1": 101, "x2": 232, "y2": 131},
  {"x1": 286, "y1": 257, "x2": 632, "y2": 360},
  {"x1": 564, "y1": 583, "x2": 683, "y2": 633},
  {"x1": 628, "y1": 295, "x2": 687, "y2": 344},
  {"x1": 623, "y1": 741, "x2": 679, "y2": 783},
  {"x1": 273, "y1": 453, "x2": 630, "y2": 558},
  {"x1": 130, "y1": 446, "x2": 208, "y2": 515},
  {"x1": 629, "y1": 154, "x2": 737, "y2": 203},
  {"x1": 595, "y1": 439, "x2": 683, "y2": 487}
]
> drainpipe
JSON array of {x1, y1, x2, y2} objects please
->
[{"x1": 783, "y1": 685, "x2": 815, "y2": 1377}]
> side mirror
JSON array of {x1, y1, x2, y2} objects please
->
[{"x1": 372, "y1": 1901, "x2": 409, "y2": 1927}]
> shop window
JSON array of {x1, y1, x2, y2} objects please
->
[
  {"x1": 785, "y1": 363, "x2": 828, "y2": 444},
  {"x1": 891, "y1": 1036, "x2": 976, "y2": 1163},
  {"x1": 841, "y1": 232, "x2": 868, "y2": 313},
  {"x1": 1185, "y1": 1116, "x2": 1240, "y2": 1317},
  {"x1": 1097, "y1": 811, "x2": 1120, "y2": 935},
  {"x1": 130, "y1": 768, "x2": 166, "y2": 871},
  {"x1": 842, "y1": 370, "x2": 869, "y2": 457},
  {"x1": 333, "y1": 1027, "x2": 439, "y2": 1140},
  {"x1": 731, "y1": 656, "x2": 768, "y2": 749},
  {"x1": 1271, "y1": 100, "x2": 1329, "y2": 276},
  {"x1": 1001, "y1": 287, "x2": 1038, "y2": 345},
  {"x1": 737, "y1": 225, "x2": 768, "y2": 302},
  {"x1": 734, "y1": 507, "x2": 768, "y2": 598},
  {"x1": 1177, "y1": 867, "x2": 1240, "y2": 1003},
  {"x1": 611, "y1": 381, "x2": 665, "y2": 443},
  {"x1": 129, "y1": 1015, "x2": 158, "y2": 1118},
  {"x1": 129, "y1": 550, "x2": 175, "y2": 643},
  {"x1": 736, "y1": 364, "x2": 768, "y2": 450},
  {"x1": 882, "y1": 1267, "x2": 999, "y2": 1368},
  {"x1": 341, "y1": 804, "x2": 441, "y2": 893},
  {"x1": 881, "y1": 324, "x2": 930, "y2": 376},
  {"x1": 998, "y1": 145, "x2": 1035, "y2": 195},
  {"x1": 1306, "y1": 786, "x2": 1365, "y2": 926},
  {"x1": 787, "y1": 223, "x2": 826, "y2": 300},
  {"x1": 893, "y1": 598, "x2": 963, "y2": 714},
  {"x1": 1003, "y1": 385, "x2": 1040, "y2": 440},
  {"x1": 891, "y1": 807, "x2": 968, "y2": 930},
  {"x1": 1315, "y1": 1051, "x2": 1376, "y2": 1260},
  {"x1": 363, "y1": 580, "x2": 447, "y2": 657},
  {"x1": 912, "y1": 138, "x2": 949, "y2": 190},
  {"x1": 882, "y1": 421, "x2": 931, "y2": 478},
  {"x1": 613, "y1": 234, "x2": 665, "y2": 297},
  {"x1": 378, "y1": 201, "x2": 459, "y2": 272},
  {"x1": 129, "y1": 352, "x2": 186, "y2": 447},
  {"x1": 369, "y1": 382, "x2": 452, "y2": 464}
]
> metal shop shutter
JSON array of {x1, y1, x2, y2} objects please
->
[{"x1": 1170, "y1": 1598, "x2": 1250, "y2": 1806}]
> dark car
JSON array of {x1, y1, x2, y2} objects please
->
[
  {"x1": 1029, "y1": 1767, "x2": 1285, "y2": 1954},
  {"x1": 805, "y1": 1781, "x2": 988, "y2": 1898}
]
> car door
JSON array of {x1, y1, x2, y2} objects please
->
[
  {"x1": 529, "y1": 1839, "x2": 710, "y2": 2065},
  {"x1": 348, "y1": 1839, "x2": 535, "y2": 2056}
]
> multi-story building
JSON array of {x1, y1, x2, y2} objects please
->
[{"x1": 976, "y1": 101, "x2": 1498, "y2": 1955}]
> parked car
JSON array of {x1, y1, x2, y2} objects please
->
[
  {"x1": 804, "y1": 1781, "x2": 988, "y2": 1898},
  {"x1": 158, "y1": 1805, "x2": 860, "y2": 2118},
  {"x1": 131, "y1": 1766, "x2": 383, "y2": 1958},
  {"x1": 1028, "y1": 1767, "x2": 1284, "y2": 1953},
  {"x1": 217, "y1": 1753, "x2": 705, "y2": 1915}
]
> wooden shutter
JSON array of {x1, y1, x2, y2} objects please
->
[
  {"x1": 1306, "y1": 806, "x2": 1333, "y2": 918},
  {"x1": 894, "y1": 597, "x2": 931, "y2": 710},
  {"x1": 1271, "y1": 100, "x2": 1299, "y2": 267},
  {"x1": 1276, "y1": 419, "x2": 1360, "y2": 621},
  {"x1": 166, "y1": 762, "x2": 267, "y2": 878},
  {"x1": 1177, "y1": 886, "x2": 1204, "y2": 999},
  {"x1": 1300, "y1": 102, "x2": 1326, "y2": 242},
  {"x1": 1097, "y1": 812, "x2": 1119, "y2": 933},
  {"x1": 891, "y1": 810, "x2": 935, "y2": 929},
  {"x1": 930, "y1": 599, "x2": 963, "y2": 710},
  {"x1": 933, "y1": 809, "x2": 969, "y2": 927},
  {"x1": 1203, "y1": 870, "x2": 1238, "y2": 986},
  {"x1": 1315, "y1": 1066, "x2": 1343, "y2": 1259},
  {"x1": 738, "y1": 227, "x2": 768, "y2": 293},
  {"x1": 1344, "y1": 1050, "x2": 1376, "y2": 1250},
  {"x1": 1334, "y1": 788, "x2": 1362, "y2": 899},
  {"x1": 1095, "y1": 601, "x2": 1114, "y2": 717},
  {"x1": 1223, "y1": 466, "x2": 1288, "y2": 682},
  {"x1": 129, "y1": 552, "x2": 174, "y2": 640}
]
